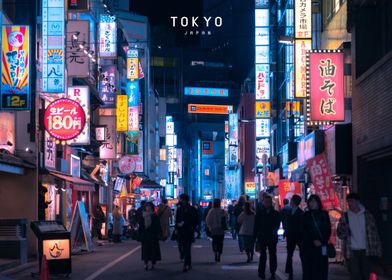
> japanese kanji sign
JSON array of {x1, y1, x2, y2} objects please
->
[
  {"x1": 42, "y1": 0, "x2": 65, "y2": 92},
  {"x1": 66, "y1": 21, "x2": 89, "y2": 77},
  {"x1": 126, "y1": 81, "x2": 139, "y2": 107},
  {"x1": 44, "y1": 98, "x2": 86, "y2": 140},
  {"x1": 116, "y1": 95, "x2": 128, "y2": 131},
  {"x1": 306, "y1": 153, "x2": 337, "y2": 210},
  {"x1": 295, "y1": 39, "x2": 311, "y2": 98},
  {"x1": 1, "y1": 26, "x2": 30, "y2": 110},
  {"x1": 99, "y1": 15, "x2": 116, "y2": 58},
  {"x1": 256, "y1": 119, "x2": 270, "y2": 137},
  {"x1": 128, "y1": 106, "x2": 139, "y2": 131},
  {"x1": 99, "y1": 116, "x2": 116, "y2": 159},
  {"x1": 255, "y1": 101, "x2": 271, "y2": 118},
  {"x1": 295, "y1": 0, "x2": 311, "y2": 38},
  {"x1": 99, "y1": 65, "x2": 116, "y2": 108},
  {"x1": 255, "y1": 64, "x2": 270, "y2": 100},
  {"x1": 278, "y1": 180, "x2": 301, "y2": 208},
  {"x1": 126, "y1": 49, "x2": 139, "y2": 80},
  {"x1": 309, "y1": 51, "x2": 344, "y2": 121},
  {"x1": 68, "y1": 86, "x2": 90, "y2": 144}
]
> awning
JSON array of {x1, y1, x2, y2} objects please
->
[
  {"x1": 139, "y1": 180, "x2": 161, "y2": 189},
  {"x1": 49, "y1": 171, "x2": 95, "y2": 192},
  {"x1": 0, "y1": 152, "x2": 36, "y2": 175}
]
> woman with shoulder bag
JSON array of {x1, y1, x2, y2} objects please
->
[
  {"x1": 301, "y1": 195, "x2": 332, "y2": 280},
  {"x1": 206, "y1": 198, "x2": 228, "y2": 262}
]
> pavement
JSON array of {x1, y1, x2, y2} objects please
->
[{"x1": 0, "y1": 235, "x2": 387, "y2": 280}]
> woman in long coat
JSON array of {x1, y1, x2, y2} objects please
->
[
  {"x1": 139, "y1": 202, "x2": 162, "y2": 270},
  {"x1": 112, "y1": 206, "x2": 122, "y2": 243}
]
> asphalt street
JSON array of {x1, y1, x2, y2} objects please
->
[{"x1": 2, "y1": 236, "x2": 350, "y2": 280}]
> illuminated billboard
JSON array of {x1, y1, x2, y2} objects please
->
[
  {"x1": 255, "y1": 64, "x2": 270, "y2": 100},
  {"x1": 126, "y1": 49, "x2": 138, "y2": 80},
  {"x1": 116, "y1": 95, "x2": 127, "y2": 131},
  {"x1": 68, "y1": 86, "x2": 90, "y2": 144},
  {"x1": 256, "y1": 119, "x2": 271, "y2": 137},
  {"x1": 1, "y1": 26, "x2": 30, "y2": 110},
  {"x1": 42, "y1": 0, "x2": 65, "y2": 92},
  {"x1": 184, "y1": 87, "x2": 228, "y2": 97},
  {"x1": 295, "y1": 0, "x2": 312, "y2": 38},
  {"x1": 308, "y1": 50, "x2": 344, "y2": 122},
  {"x1": 255, "y1": 101, "x2": 271, "y2": 118},
  {"x1": 188, "y1": 104, "x2": 233, "y2": 115},
  {"x1": 99, "y1": 15, "x2": 116, "y2": 58},
  {"x1": 295, "y1": 39, "x2": 311, "y2": 98}
]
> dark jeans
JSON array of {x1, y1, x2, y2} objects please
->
[
  {"x1": 238, "y1": 234, "x2": 245, "y2": 252},
  {"x1": 347, "y1": 249, "x2": 370, "y2": 280},
  {"x1": 242, "y1": 235, "x2": 254, "y2": 256},
  {"x1": 177, "y1": 240, "x2": 184, "y2": 259},
  {"x1": 93, "y1": 226, "x2": 102, "y2": 240},
  {"x1": 212, "y1": 235, "x2": 224, "y2": 254},
  {"x1": 302, "y1": 247, "x2": 328, "y2": 280},
  {"x1": 179, "y1": 239, "x2": 192, "y2": 266},
  {"x1": 285, "y1": 238, "x2": 302, "y2": 275},
  {"x1": 258, "y1": 240, "x2": 277, "y2": 277}
]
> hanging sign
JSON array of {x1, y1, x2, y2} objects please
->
[
  {"x1": 99, "y1": 15, "x2": 116, "y2": 58},
  {"x1": 116, "y1": 95, "x2": 128, "y2": 131},
  {"x1": 44, "y1": 98, "x2": 86, "y2": 141},
  {"x1": 1, "y1": 26, "x2": 30, "y2": 110},
  {"x1": 126, "y1": 49, "x2": 138, "y2": 80}
]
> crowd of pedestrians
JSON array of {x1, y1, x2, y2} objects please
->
[{"x1": 90, "y1": 191, "x2": 382, "y2": 279}]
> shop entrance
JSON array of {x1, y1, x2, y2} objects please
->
[{"x1": 358, "y1": 153, "x2": 392, "y2": 263}]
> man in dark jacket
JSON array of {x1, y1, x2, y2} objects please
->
[
  {"x1": 253, "y1": 195, "x2": 281, "y2": 280},
  {"x1": 284, "y1": 195, "x2": 304, "y2": 280},
  {"x1": 175, "y1": 194, "x2": 199, "y2": 272}
]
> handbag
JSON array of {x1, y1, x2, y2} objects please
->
[{"x1": 311, "y1": 212, "x2": 336, "y2": 258}]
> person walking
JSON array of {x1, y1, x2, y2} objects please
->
[
  {"x1": 175, "y1": 194, "x2": 199, "y2": 272},
  {"x1": 228, "y1": 200, "x2": 237, "y2": 240},
  {"x1": 237, "y1": 201, "x2": 255, "y2": 263},
  {"x1": 195, "y1": 204, "x2": 203, "y2": 239},
  {"x1": 301, "y1": 194, "x2": 331, "y2": 280},
  {"x1": 157, "y1": 198, "x2": 171, "y2": 241},
  {"x1": 284, "y1": 195, "x2": 304, "y2": 280},
  {"x1": 253, "y1": 195, "x2": 281, "y2": 279},
  {"x1": 281, "y1": 198, "x2": 292, "y2": 230},
  {"x1": 92, "y1": 206, "x2": 106, "y2": 240},
  {"x1": 139, "y1": 202, "x2": 161, "y2": 271},
  {"x1": 337, "y1": 193, "x2": 382, "y2": 280},
  {"x1": 203, "y1": 202, "x2": 212, "y2": 238},
  {"x1": 206, "y1": 198, "x2": 228, "y2": 262},
  {"x1": 112, "y1": 205, "x2": 122, "y2": 243},
  {"x1": 234, "y1": 195, "x2": 246, "y2": 252}
]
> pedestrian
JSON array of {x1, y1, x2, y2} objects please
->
[
  {"x1": 112, "y1": 205, "x2": 122, "y2": 243},
  {"x1": 194, "y1": 204, "x2": 203, "y2": 239},
  {"x1": 175, "y1": 193, "x2": 199, "y2": 272},
  {"x1": 206, "y1": 198, "x2": 228, "y2": 262},
  {"x1": 237, "y1": 201, "x2": 255, "y2": 263},
  {"x1": 284, "y1": 195, "x2": 304, "y2": 280},
  {"x1": 337, "y1": 193, "x2": 382, "y2": 280},
  {"x1": 157, "y1": 198, "x2": 171, "y2": 241},
  {"x1": 139, "y1": 202, "x2": 162, "y2": 271},
  {"x1": 228, "y1": 200, "x2": 237, "y2": 240},
  {"x1": 301, "y1": 194, "x2": 331, "y2": 280},
  {"x1": 253, "y1": 195, "x2": 281, "y2": 279},
  {"x1": 234, "y1": 195, "x2": 246, "y2": 252},
  {"x1": 92, "y1": 205, "x2": 106, "y2": 240},
  {"x1": 203, "y1": 202, "x2": 212, "y2": 238},
  {"x1": 280, "y1": 198, "x2": 292, "y2": 230}
]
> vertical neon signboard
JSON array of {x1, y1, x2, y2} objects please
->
[
  {"x1": 99, "y1": 15, "x2": 116, "y2": 58},
  {"x1": 42, "y1": 0, "x2": 65, "y2": 93}
]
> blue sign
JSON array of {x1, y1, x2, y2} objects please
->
[
  {"x1": 126, "y1": 81, "x2": 139, "y2": 106},
  {"x1": 42, "y1": 0, "x2": 65, "y2": 93},
  {"x1": 184, "y1": 87, "x2": 228, "y2": 97}
]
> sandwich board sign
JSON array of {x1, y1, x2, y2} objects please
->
[{"x1": 69, "y1": 201, "x2": 94, "y2": 252}]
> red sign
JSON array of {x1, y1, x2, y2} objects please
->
[
  {"x1": 309, "y1": 51, "x2": 344, "y2": 121},
  {"x1": 278, "y1": 180, "x2": 301, "y2": 208},
  {"x1": 44, "y1": 98, "x2": 86, "y2": 140},
  {"x1": 306, "y1": 153, "x2": 337, "y2": 210}
]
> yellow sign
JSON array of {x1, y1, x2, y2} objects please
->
[
  {"x1": 295, "y1": 0, "x2": 312, "y2": 38},
  {"x1": 295, "y1": 39, "x2": 312, "y2": 98},
  {"x1": 255, "y1": 101, "x2": 271, "y2": 118},
  {"x1": 127, "y1": 57, "x2": 139, "y2": 80},
  {"x1": 188, "y1": 104, "x2": 233, "y2": 115},
  {"x1": 116, "y1": 95, "x2": 128, "y2": 131},
  {"x1": 42, "y1": 239, "x2": 70, "y2": 260}
]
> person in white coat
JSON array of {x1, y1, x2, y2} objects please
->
[
  {"x1": 237, "y1": 201, "x2": 256, "y2": 263},
  {"x1": 206, "y1": 198, "x2": 228, "y2": 262}
]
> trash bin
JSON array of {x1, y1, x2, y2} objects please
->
[{"x1": 30, "y1": 221, "x2": 71, "y2": 275}]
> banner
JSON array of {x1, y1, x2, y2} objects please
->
[
  {"x1": 99, "y1": 65, "x2": 116, "y2": 108},
  {"x1": 116, "y1": 95, "x2": 127, "y2": 131},
  {"x1": 99, "y1": 15, "x2": 116, "y2": 58},
  {"x1": 66, "y1": 21, "x2": 89, "y2": 77},
  {"x1": 68, "y1": 86, "x2": 90, "y2": 145},
  {"x1": 306, "y1": 153, "x2": 337, "y2": 210},
  {"x1": 42, "y1": 0, "x2": 65, "y2": 92},
  {"x1": 1, "y1": 26, "x2": 30, "y2": 110},
  {"x1": 309, "y1": 51, "x2": 344, "y2": 122},
  {"x1": 99, "y1": 116, "x2": 116, "y2": 159},
  {"x1": 278, "y1": 180, "x2": 301, "y2": 208},
  {"x1": 126, "y1": 81, "x2": 139, "y2": 106}
]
